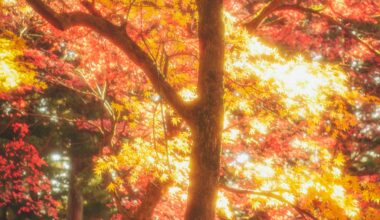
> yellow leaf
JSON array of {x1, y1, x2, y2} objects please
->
[
  {"x1": 334, "y1": 153, "x2": 345, "y2": 167},
  {"x1": 106, "y1": 182, "x2": 116, "y2": 192},
  {"x1": 171, "y1": 117, "x2": 180, "y2": 126}
]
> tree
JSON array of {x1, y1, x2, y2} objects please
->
[
  {"x1": 2, "y1": 0, "x2": 380, "y2": 219},
  {"x1": 0, "y1": 23, "x2": 58, "y2": 219},
  {"x1": 0, "y1": 122, "x2": 58, "y2": 219},
  {"x1": 24, "y1": 0, "x2": 224, "y2": 218}
]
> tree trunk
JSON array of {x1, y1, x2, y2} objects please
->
[
  {"x1": 67, "y1": 157, "x2": 83, "y2": 220},
  {"x1": 0, "y1": 207, "x2": 7, "y2": 220},
  {"x1": 185, "y1": 118, "x2": 223, "y2": 219},
  {"x1": 185, "y1": 0, "x2": 224, "y2": 219},
  {"x1": 133, "y1": 180, "x2": 171, "y2": 220}
]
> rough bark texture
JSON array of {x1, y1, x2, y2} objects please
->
[
  {"x1": 67, "y1": 157, "x2": 83, "y2": 220},
  {"x1": 185, "y1": 0, "x2": 224, "y2": 219}
]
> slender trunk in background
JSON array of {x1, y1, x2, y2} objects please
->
[
  {"x1": 0, "y1": 207, "x2": 7, "y2": 220},
  {"x1": 67, "y1": 157, "x2": 83, "y2": 220}
]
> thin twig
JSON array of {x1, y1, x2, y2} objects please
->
[{"x1": 219, "y1": 183, "x2": 317, "y2": 220}]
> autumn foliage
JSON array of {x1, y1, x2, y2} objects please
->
[{"x1": 0, "y1": 123, "x2": 58, "y2": 219}]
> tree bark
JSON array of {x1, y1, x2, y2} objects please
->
[
  {"x1": 67, "y1": 157, "x2": 83, "y2": 220},
  {"x1": 185, "y1": 0, "x2": 224, "y2": 219},
  {"x1": 0, "y1": 207, "x2": 7, "y2": 220},
  {"x1": 133, "y1": 180, "x2": 171, "y2": 220},
  {"x1": 185, "y1": 121, "x2": 223, "y2": 220}
]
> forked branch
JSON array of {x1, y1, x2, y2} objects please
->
[{"x1": 26, "y1": 0, "x2": 194, "y2": 122}]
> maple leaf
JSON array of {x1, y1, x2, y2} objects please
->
[{"x1": 334, "y1": 153, "x2": 346, "y2": 167}]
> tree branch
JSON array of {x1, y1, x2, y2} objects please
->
[
  {"x1": 219, "y1": 183, "x2": 317, "y2": 220},
  {"x1": 245, "y1": 2, "x2": 380, "y2": 56},
  {"x1": 277, "y1": 5, "x2": 380, "y2": 56},
  {"x1": 26, "y1": 0, "x2": 194, "y2": 122},
  {"x1": 245, "y1": 0, "x2": 283, "y2": 32},
  {"x1": 81, "y1": 1, "x2": 102, "y2": 17}
]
